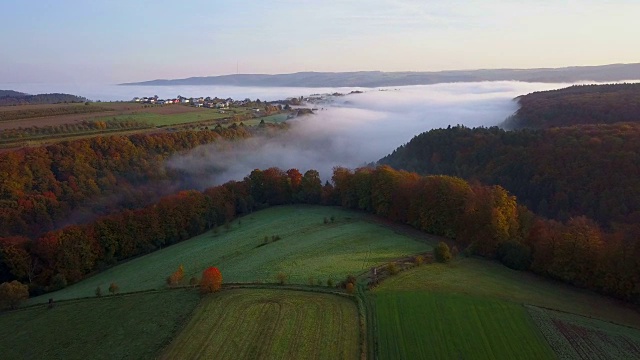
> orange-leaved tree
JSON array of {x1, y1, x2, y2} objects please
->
[
  {"x1": 200, "y1": 267, "x2": 222, "y2": 293},
  {"x1": 167, "y1": 264, "x2": 185, "y2": 287}
]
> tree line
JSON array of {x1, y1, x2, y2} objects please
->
[
  {"x1": 2, "y1": 165, "x2": 638, "y2": 305},
  {"x1": 0, "y1": 166, "x2": 325, "y2": 295},
  {"x1": 0, "y1": 93, "x2": 89, "y2": 107},
  {"x1": 0, "y1": 119, "x2": 152, "y2": 143},
  {"x1": 328, "y1": 166, "x2": 640, "y2": 303}
]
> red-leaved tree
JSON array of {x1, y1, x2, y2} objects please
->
[{"x1": 200, "y1": 267, "x2": 222, "y2": 293}]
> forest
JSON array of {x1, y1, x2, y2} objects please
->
[
  {"x1": 0, "y1": 125, "x2": 282, "y2": 240},
  {"x1": 380, "y1": 124, "x2": 640, "y2": 231},
  {"x1": 0, "y1": 91, "x2": 89, "y2": 106},
  {"x1": 504, "y1": 83, "x2": 640, "y2": 129}
]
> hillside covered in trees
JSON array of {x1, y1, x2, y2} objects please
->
[
  {"x1": 380, "y1": 124, "x2": 640, "y2": 230},
  {"x1": 503, "y1": 83, "x2": 640, "y2": 129},
  {"x1": 0, "y1": 126, "x2": 275, "y2": 239},
  {"x1": 0, "y1": 91, "x2": 88, "y2": 106}
]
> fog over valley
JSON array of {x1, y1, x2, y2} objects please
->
[{"x1": 166, "y1": 81, "x2": 584, "y2": 186}]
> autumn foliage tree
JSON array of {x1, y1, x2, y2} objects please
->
[
  {"x1": 167, "y1": 265, "x2": 185, "y2": 287},
  {"x1": 200, "y1": 267, "x2": 222, "y2": 293},
  {"x1": 434, "y1": 242, "x2": 452, "y2": 263},
  {"x1": 0, "y1": 280, "x2": 29, "y2": 310}
]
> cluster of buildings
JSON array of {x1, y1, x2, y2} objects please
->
[{"x1": 132, "y1": 96, "x2": 253, "y2": 109}]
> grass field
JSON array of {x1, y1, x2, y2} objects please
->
[
  {"x1": 161, "y1": 289, "x2": 359, "y2": 359},
  {"x1": 94, "y1": 109, "x2": 244, "y2": 126},
  {"x1": 374, "y1": 257, "x2": 640, "y2": 328},
  {"x1": 241, "y1": 113, "x2": 290, "y2": 126},
  {"x1": 374, "y1": 291, "x2": 555, "y2": 359},
  {"x1": 0, "y1": 102, "x2": 287, "y2": 148},
  {"x1": 30, "y1": 205, "x2": 431, "y2": 303},
  {"x1": 0, "y1": 289, "x2": 200, "y2": 360}
]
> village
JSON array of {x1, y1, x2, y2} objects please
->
[{"x1": 132, "y1": 95, "x2": 257, "y2": 109}]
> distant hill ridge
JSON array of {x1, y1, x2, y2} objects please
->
[
  {"x1": 0, "y1": 90, "x2": 88, "y2": 106},
  {"x1": 121, "y1": 63, "x2": 640, "y2": 87}
]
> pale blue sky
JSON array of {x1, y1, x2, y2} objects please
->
[{"x1": 1, "y1": 0, "x2": 639, "y2": 84}]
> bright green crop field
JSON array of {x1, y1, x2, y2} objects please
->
[
  {"x1": 374, "y1": 257, "x2": 640, "y2": 328},
  {"x1": 373, "y1": 291, "x2": 555, "y2": 360},
  {"x1": 372, "y1": 258, "x2": 640, "y2": 359},
  {"x1": 161, "y1": 289, "x2": 359, "y2": 359},
  {"x1": 0, "y1": 289, "x2": 199, "y2": 360},
  {"x1": 94, "y1": 111, "x2": 230, "y2": 127},
  {"x1": 31, "y1": 205, "x2": 431, "y2": 303}
]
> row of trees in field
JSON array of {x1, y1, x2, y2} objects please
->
[
  {"x1": 0, "y1": 119, "x2": 152, "y2": 142},
  {"x1": 0, "y1": 93, "x2": 90, "y2": 107},
  {"x1": 2, "y1": 165, "x2": 639, "y2": 304},
  {"x1": 504, "y1": 83, "x2": 640, "y2": 129},
  {"x1": 0, "y1": 126, "x2": 270, "y2": 238},
  {"x1": 380, "y1": 124, "x2": 640, "y2": 231},
  {"x1": 0, "y1": 103, "x2": 107, "y2": 121}
]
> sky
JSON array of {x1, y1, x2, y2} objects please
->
[{"x1": 1, "y1": 0, "x2": 639, "y2": 84}]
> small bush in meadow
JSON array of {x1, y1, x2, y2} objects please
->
[
  {"x1": 276, "y1": 272, "x2": 288, "y2": 285},
  {"x1": 435, "y1": 242, "x2": 452, "y2": 263},
  {"x1": 346, "y1": 282, "x2": 355, "y2": 294},
  {"x1": 108, "y1": 282, "x2": 119, "y2": 295},
  {"x1": 387, "y1": 262, "x2": 399, "y2": 275}
]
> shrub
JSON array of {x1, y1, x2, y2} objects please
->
[
  {"x1": 95, "y1": 286, "x2": 102, "y2": 297},
  {"x1": 414, "y1": 255, "x2": 424, "y2": 266},
  {"x1": 189, "y1": 277, "x2": 199, "y2": 287},
  {"x1": 451, "y1": 246, "x2": 459, "y2": 259},
  {"x1": 0, "y1": 281, "x2": 29, "y2": 310},
  {"x1": 323, "y1": 217, "x2": 329, "y2": 224},
  {"x1": 346, "y1": 282, "x2": 355, "y2": 294},
  {"x1": 434, "y1": 242, "x2": 452, "y2": 263},
  {"x1": 308, "y1": 276, "x2": 315, "y2": 286},
  {"x1": 316, "y1": 279, "x2": 323, "y2": 286},
  {"x1": 167, "y1": 265, "x2": 185, "y2": 287},
  {"x1": 276, "y1": 272, "x2": 288, "y2": 285},
  {"x1": 330, "y1": 215, "x2": 335, "y2": 223},
  {"x1": 200, "y1": 267, "x2": 223, "y2": 293},
  {"x1": 346, "y1": 274, "x2": 357, "y2": 285},
  {"x1": 327, "y1": 278, "x2": 334, "y2": 287},
  {"x1": 108, "y1": 282, "x2": 119, "y2": 295},
  {"x1": 386, "y1": 262, "x2": 399, "y2": 275}
]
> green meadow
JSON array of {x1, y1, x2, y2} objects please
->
[{"x1": 31, "y1": 205, "x2": 431, "y2": 303}]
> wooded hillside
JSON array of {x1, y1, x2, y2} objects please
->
[
  {"x1": 380, "y1": 124, "x2": 640, "y2": 230},
  {"x1": 0, "y1": 92, "x2": 88, "y2": 106},
  {"x1": 504, "y1": 83, "x2": 640, "y2": 129}
]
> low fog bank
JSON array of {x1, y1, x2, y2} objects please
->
[
  {"x1": 0, "y1": 83, "x2": 367, "y2": 102},
  {"x1": 165, "y1": 81, "x2": 596, "y2": 186}
]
